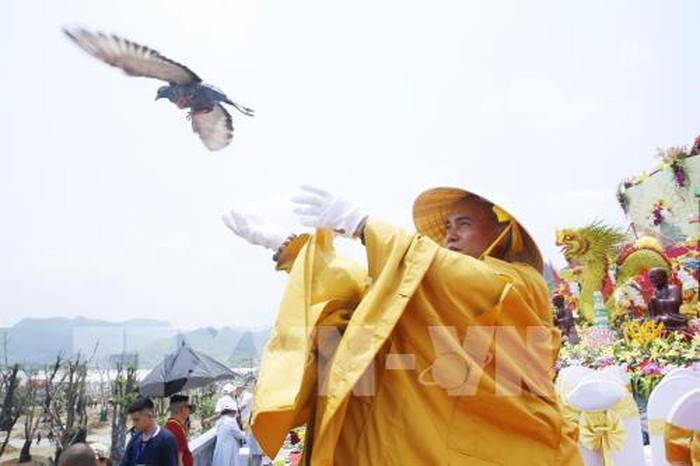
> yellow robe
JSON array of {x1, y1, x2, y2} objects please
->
[{"x1": 252, "y1": 220, "x2": 582, "y2": 465}]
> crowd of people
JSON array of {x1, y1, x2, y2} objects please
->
[{"x1": 53, "y1": 382, "x2": 265, "y2": 466}]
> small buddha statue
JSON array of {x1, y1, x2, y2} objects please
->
[
  {"x1": 647, "y1": 267, "x2": 687, "y2": 331},
  {"x1": 553, "y1": 294, "x2": 579, "y2": 344}
]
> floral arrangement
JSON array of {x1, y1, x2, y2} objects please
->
[
  {"x1": 656, "y1": 146, "x2": 691, "y2": 188},
  {"x1": 614, "y1": 330, "x2": 699, "y2": 400},
  {"x1": 691, "y1": 136, "x2": 700, "y2": 156},
  {"x1": 615, "y1": 136, "x2": 697, "y2": 217},
  {"x1": 611, "y1": 283, "x2": 648, "y2": 325},
  {"x1": 557, "y1": 335, "x2": 613, "y2": 371},
  {"x1": 623, "y1": 320, "x2": 667, "y2": 346},
  {"x1": 616, "y1": 183, "x2": 630, "y2": 214},
  {"x1": 554, "y1": 281, "x2": 579, "y2": 316},
  {"x1": 649, "y1": 200, "x2": 671, "y2": 226},
  {"x1": 558, "y1": 325, "x2": 700, "y2": 401},
  {"x1": 581, "y1": 327, "x2": 618, "y2": 348},
  {"x1": 273, "y1": 426, "x2": 306, "y2": 465}
]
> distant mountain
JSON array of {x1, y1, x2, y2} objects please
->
[
  {"x1": 0, "y1": 317, "x2": 269, "y2": 369},
  {"x1": 136, "y1": 327, "x2": 269, "y2": 369},
  {"x1": 0, "y1": 317, "x2": 172, "y2": 366}
]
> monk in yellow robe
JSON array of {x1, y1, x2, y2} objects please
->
[{"x1": 223, "y1": 185, "x2": 581, "y2": 465}]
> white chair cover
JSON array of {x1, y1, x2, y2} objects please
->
[
  {"x1": 664, "y1": 388, "x2": 700, "y2": 465},
  {"x1": 647, "y1": 375, "x2": 700, "y2": 466},
  {"x1": 567, "y1": 379, "x2": 645, "y2": 466},
  {"x1": 557, "y1": 365, "x2": 596, "y2": 398},
  {"x1": 668, "y1": 386, "x2": 700, "y2": 431},
  {"x1": 662, "y1": 367, "x2": 700, "y2": 384},
  {"x1": 599, "y1": 365, "x2": 632, "y2": 389}
]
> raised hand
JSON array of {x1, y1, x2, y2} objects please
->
[
  {"x1": 222, "y1": 210, "x2": 289, "y2": 250},
  {"x1": 291, "y1": 184, "x2": 367, "y2": 237}
]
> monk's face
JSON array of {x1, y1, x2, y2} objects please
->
[
  {"x1": 444, "y1": 198, "x2": 501, "y2": 258},
  {"x1": 552, "y1": 294, "x2": 566, "y2": 308},
  {"x1": 649, "y1": 268, "x2": 668, "y2": 288}
]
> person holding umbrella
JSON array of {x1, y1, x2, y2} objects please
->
[
  {"x1": 120, "y1": 397, "x2": 179, "y2": 466},
  {"x1": 165, "y1": 395, "x2": 195, "y2": 466},
  {"x1": 139, "y1": 341, "x2": 236, "y2": 398}
]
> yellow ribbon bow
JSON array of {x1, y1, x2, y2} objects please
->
[
  {"x1": 579, "y1": 410, "x2": 627, "y2": 465},
  {"x1": 566, "y1": 395, "x2": 638, "y2": 466},
  {"x1": 664, "y1": 422, "x2": 700, "y2": 465}
]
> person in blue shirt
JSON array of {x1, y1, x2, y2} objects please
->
[{"x1": 120, "y1": 397, "x2": 178, "y2": 466}]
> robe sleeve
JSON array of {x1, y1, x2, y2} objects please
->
[
  {"x1": 274, "y1": 234, "x2": 312, "y2": 273},
  {"x1": 251, "y1": 230, "x2": 367, "y2": 458},
  {"x1": 230, "y1": 418, "x2": 246, "y2": 441},
  {"x1": 363, "y1": 218, "x2": 557, "y2": 395},
  {"x1": 363, "y1": 218, "x2": 506, "y2": 314}
]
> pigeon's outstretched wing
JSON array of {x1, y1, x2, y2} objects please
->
[
  {"x1": 64, "y1": 28, "x2": 201, "y2": 85},
  {"x1": 191, "y1": 105, "x2": 233, "y2": 151}
]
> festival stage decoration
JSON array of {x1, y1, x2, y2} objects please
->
[
  {"x1": 617, "y1": 140, "x2": 700, "y2": 243},
  {"x1": 64, "y1": 28, "x2": 254, "y2": 151},
  {"x1": 555, "y1": 224, "x2": 669, "y2": 323},
  {"x1": 555, "y1": 136, "x2": 700, "y2": 407},
  {"x1": 558, "y1": 325, "x2": 700, "y2": 402}
]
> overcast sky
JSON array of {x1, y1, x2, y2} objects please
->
[{"x1": 1, "y1": 0, "x2": 699, "y2": 330}]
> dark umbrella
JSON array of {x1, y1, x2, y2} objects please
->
[{"x1": 139, "y1": 342, "x2": 236, "y2": 397}]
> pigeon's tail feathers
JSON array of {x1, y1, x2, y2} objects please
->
[
  {"x1": 190, "y1": 104, "x2": 234, "y2": 151},
  {"x1": 226, "y1": 100, "x2": 255, "y2": 117},
  {"x1": 63, "y1": 27, "x2": 202, "y2": 86},
  {"x1": 200, "y1": 85, "x2": 254, "y2": 116}
]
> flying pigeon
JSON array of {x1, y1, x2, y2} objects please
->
[{"x1": 63, "y1": 28, "x2": 254, "y2": 151}]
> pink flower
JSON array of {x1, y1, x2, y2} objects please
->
[
  {"x1": 641, "y1": 361, "x2": 662, "y2": 376},
  {"x1": 598, "y1": 357, "x2": 614, "y2": 368}
]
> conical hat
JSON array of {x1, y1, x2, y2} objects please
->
[{"x1": 412, "y1": 187, "x2": 543, "y2": 273}]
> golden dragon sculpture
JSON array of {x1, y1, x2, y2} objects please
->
[{"x1": 556, "y1": 222, "x2": 671, "y2": 323}]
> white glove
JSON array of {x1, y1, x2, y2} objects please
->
[
  {"x1": 291, "y1": 184, "x2": 367, "y2": 237},
  {"x1": 222, "y1": 210, "x2": 289, "y2": 251}
]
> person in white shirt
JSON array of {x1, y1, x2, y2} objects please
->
[{"x1": 212, "y1": 400, "x2": 246, "y2": 466}]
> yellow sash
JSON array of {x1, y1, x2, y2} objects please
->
[
  {"x1": 664, "y1": 422, "x2": 700, "y2": 465},
  {"x1": 649, "y1": 418, "x2": 665, "y2": 436},
  {"x1": 563, "y1": 395, "x2": 638, "y2": 466}
]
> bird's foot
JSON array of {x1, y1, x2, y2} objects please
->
[{"x1": 177, "y1": 97, "x2": 191, "y2": 109}]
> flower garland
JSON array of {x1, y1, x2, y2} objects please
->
[
  {"x1": 615, "y1": 136, "x2": 697, "y2": 216},
  {"x1": 649, "y1": 200, "x2": 671, "y2": 226},
  {"x1": 558, "y1": 328, "x2": 700, "y2": 401},
  {"x1": 656, "y1": 146, "x2": 690, "y2": 188},
  {"x1": 691, "y1": 136, "x2": 700, "y2": 156},
  {"x1": 616, "y1": 183, "x2": 629, "y2": 214}
]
